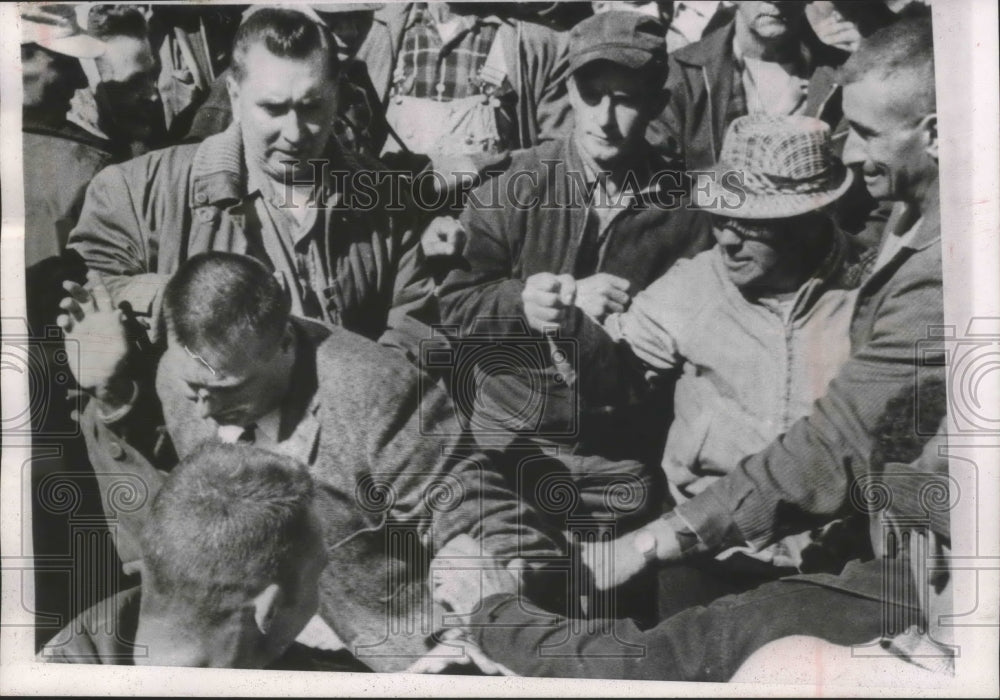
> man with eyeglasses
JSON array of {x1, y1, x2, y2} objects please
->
[{"x1": 530, "y1": 112, "x2": 870, "y2": 610}]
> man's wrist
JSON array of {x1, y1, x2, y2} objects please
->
[
  {"x1": 660, "y1": 510, "x2": 705, "y2": 559},
  {"x1": 94, "y1": 376, "x2": 139, "y2": 422}
]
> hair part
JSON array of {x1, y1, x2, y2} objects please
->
[
  {"x1": 140, "y1": 443, "x2": 318, "y2": 624},
  {"x1": 163, "y1": 252, "x2": 291, "y2": 359},
  {"x1": 839, "y1": 16, "x2": 935, "y2": 116},
  {"x1": 230, "y1": 7, "x2": 339, "y2": 84}
]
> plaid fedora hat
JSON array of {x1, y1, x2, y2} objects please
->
[{"x1": 700, "y1": 114, "x2": 853, "y2": 219}]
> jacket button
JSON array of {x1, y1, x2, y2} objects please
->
[
  {"x1": 195, "y1": 192, "x2": 208, "y2": 204},
  {"x1": 109, "y1": 442, "x2": 125, "y2": 460}
]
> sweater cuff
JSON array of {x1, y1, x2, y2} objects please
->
[
  {"x1": 468, "y1": 593, "x2": 520, "y2": 628},
  {"x1": 673, "y1": 485, "x2": 747, "y2": 554}
]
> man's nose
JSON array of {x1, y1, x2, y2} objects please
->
[
  {"x1": 593, "y1": 95, "x2": 613, "y2": 128},
  {"x1": 841, "y1": 129, "x2": 864, "y2": 168},
  {"x1": 715, "y1": 226, "x2": 743, "y2": 248},
  {"x1": 281, "y1": 110, "x2": 304, "y2": 144},
  {"x1": 194, "y1": 389, "x2": 214, "y2": 419}
]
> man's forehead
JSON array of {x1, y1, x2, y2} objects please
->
[
  {"x1": 845, "y1": 73, "x2": 927, "y2": 125},
  {"x1": 238, "y1": 43, "x2": 333, "y2": 89},
  {"x1": 97, "y1": 35, "x2": 156, "y2": 77},
  {"x1": 574, "y1": 63, "x2": 646, "y2": 92},
  {"x1": 167, "y1": 342, "x2": 245, "y2": 383}
]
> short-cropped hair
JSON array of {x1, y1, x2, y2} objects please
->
[
  {"x1": 87, "y1": 4, "x2": 149, "y2": 41},
  {"x1": 839, "y1": 16, "x2": 935, "y2": 115},
  {"x1": 140, "y1": 443, "x2": 317, "y2": 623},
  {"x1": 163, "y1": 252, "x2": 291, "y2": 357},
  {"x1": 230, "y1": 7, "x2": 338, "y2": 83}
]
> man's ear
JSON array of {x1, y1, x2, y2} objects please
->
[
  {"x1": 252, "y1": 583, "x2": 283, "y2": 636},
  {"x1": 920, "y1": 113, "x2": 938, "y2": 161},
  {"x1": 227, "y1": 73, "x2": 241, "y2": 124}
]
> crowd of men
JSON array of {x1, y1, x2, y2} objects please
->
[{"x1": 23, "y1": 0, "x2": 952, "y2": 682}]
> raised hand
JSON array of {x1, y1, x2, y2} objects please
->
[
  {"x1": 522, "y1": 271, "x2": 577, "y2": 333},
  {"x1": 55, "y1": 270, "x2": 132, "y2": 405},
  {"x1": 573, "y1": 272, "x2": 631, "y2": 323},
  {"x1": 420, "y1": 215, "x2": 467, "y2": 258}
]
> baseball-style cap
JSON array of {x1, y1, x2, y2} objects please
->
[
  {"x1": 567, "y1": 11, "x2": 666, "y2": 75},
  {"x1": 21, "y1": 4, "x2": 106, "y2": 59}
]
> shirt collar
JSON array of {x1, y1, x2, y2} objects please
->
[
  {"x1": 732, "y1": 32, "x2": 811, "y2": 74},
  {"x1": 255, "y1": 405, "x2": 283, "y2": 444},
  {"x1": 191, "y1": 124, "x2": 347, "y2": 209}
]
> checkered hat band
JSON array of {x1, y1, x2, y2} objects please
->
[{"x1": 738, "y1": 165, "x2": 843, "y2": 196}]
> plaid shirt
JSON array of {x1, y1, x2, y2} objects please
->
[{"x1": 392, "y1": 4, "x2": 507, "y2": 101}]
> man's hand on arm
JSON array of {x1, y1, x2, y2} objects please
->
[
  {"x1": 56, "y1": 270, "x2": 135, "y2": 413},
  {"x1": 573, "y1": 273, "x2": 631, "y2": 324},
  {"x1": 405, "y1": 534, "x2": 521, "y2": 675},
  {"x1": 522, "y1": 272, "x2": 577, "y2": 333},
  {"x1": 578, "y1": 513, "x2": 690, "y2": 591}
]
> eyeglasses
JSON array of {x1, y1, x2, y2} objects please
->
[{"x1": 711, "y1": 216, "x2": 785, "y2": 241}]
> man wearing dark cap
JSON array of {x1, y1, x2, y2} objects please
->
[{"x1": 438, "y1": 12, "x2": 712, "y2": 547}]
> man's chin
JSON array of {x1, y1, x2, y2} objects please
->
[{"x1": 586, "y1": 145, "x2": 627, "y2": 170}]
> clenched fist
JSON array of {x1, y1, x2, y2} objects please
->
[
  {"x1": 421, "y1": 215, "x2": 467, "y2": 258},
  {"x1": 522, "y1": 272, "x2": 577, "y2": 333},
  {"x1": 573, "y1": 272, "x2": 631, "y2": 323}
]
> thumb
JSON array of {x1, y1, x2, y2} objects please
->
[{"x1": 556, "y1": 274, "x2": 576, "y2": 306}]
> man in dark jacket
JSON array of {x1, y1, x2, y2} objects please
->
[
  {"x1": 57, "y1": 253, "x2": 562, "y2": 672},
  {"x1": 67, "y1": 7, "x2": 434, "y2": 357},
  {"x1": 438, "y1": 12, "x2": 712, "y2": 535},
  {"x1": 649, "y1": 1, "x2": 850, "y2": 171}
]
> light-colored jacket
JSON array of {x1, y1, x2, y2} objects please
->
[
  {"x1": 603, "y1": 228, "x2": 867, "y2": 564},
  {"x1": 608, "y1": 230, "x2": 862, "y2": 498}
]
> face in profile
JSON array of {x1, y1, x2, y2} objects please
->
[
  {"x1": 228, "y1": 44, "x2": 340, "y2": 183},
  {"x1": 712, "y1": 216, "x2": 790, "y2": 290},
  {"x1": 22, "y1": 44, "x2": 87, "y2": 116},
  {"x1": 569, "y1": 60, "x2": 653, "y2": 169},
  {"x1": 842, "y1": 74, "x2": 935, "y2": 204},
  {"x1": 165, "y1": 330, "x2": 294, "y2": 428},
  {"x1": 324, "y1": 11, "x2": 375, "y2": 62},
  {"x1": 94, "y1": 35, "x2": 163, "y2": 142},
  {"x1": 258, "y1": 506, "x2": 329, "y2": 664}
]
